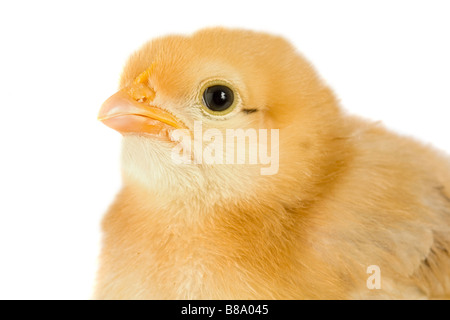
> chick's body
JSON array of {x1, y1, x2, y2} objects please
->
[{"x1": 95, "y1": 28, "x2": 450, "y2": 299}]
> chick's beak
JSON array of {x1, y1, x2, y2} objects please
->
[{"x1": 98, "y1": 84, "x2": 183, "y2": 137}]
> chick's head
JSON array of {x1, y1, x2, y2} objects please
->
[{"x1": 99, "y1": 28, "x2": 345, "y2": 205}]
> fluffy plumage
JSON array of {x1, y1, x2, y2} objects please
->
[{"x1": 95, "y1": 27, "x2": 450, "y2": 299}]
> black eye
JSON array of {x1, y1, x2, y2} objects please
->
[{"x1": 202, "y1": 85, "x2": 234, "y2": 112}]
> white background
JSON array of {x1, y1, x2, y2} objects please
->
[{"x1": 0, "y1": 0, "x2": 449, "y2": 299}]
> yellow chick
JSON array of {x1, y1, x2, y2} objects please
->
[{"x1": 95, "y1": 27, "x2": 450, "y2": 299}]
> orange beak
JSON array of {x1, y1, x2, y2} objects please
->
[{"x1": 98, "y1": 85, "x2": 183, "y2": 137}]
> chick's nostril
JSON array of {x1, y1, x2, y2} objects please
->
[{"x1": 127, "y1": 83, "x2": 156, "y2": 103}]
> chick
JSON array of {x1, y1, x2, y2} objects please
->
[{"x1": 95, "y1": 27, "x2": 450, "y2": 299}]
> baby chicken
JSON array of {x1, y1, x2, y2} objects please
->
[{"x1": 95, "y1": 27, "x2": 450, "y2": 299}]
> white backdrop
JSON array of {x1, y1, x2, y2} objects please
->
[{"x1": 0, "y1": 0, "x2": 449, "y2": 299}]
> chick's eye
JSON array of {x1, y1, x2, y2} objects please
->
[{"x1": 202, "y1": 85, "x2": 234, "y2": 112}]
